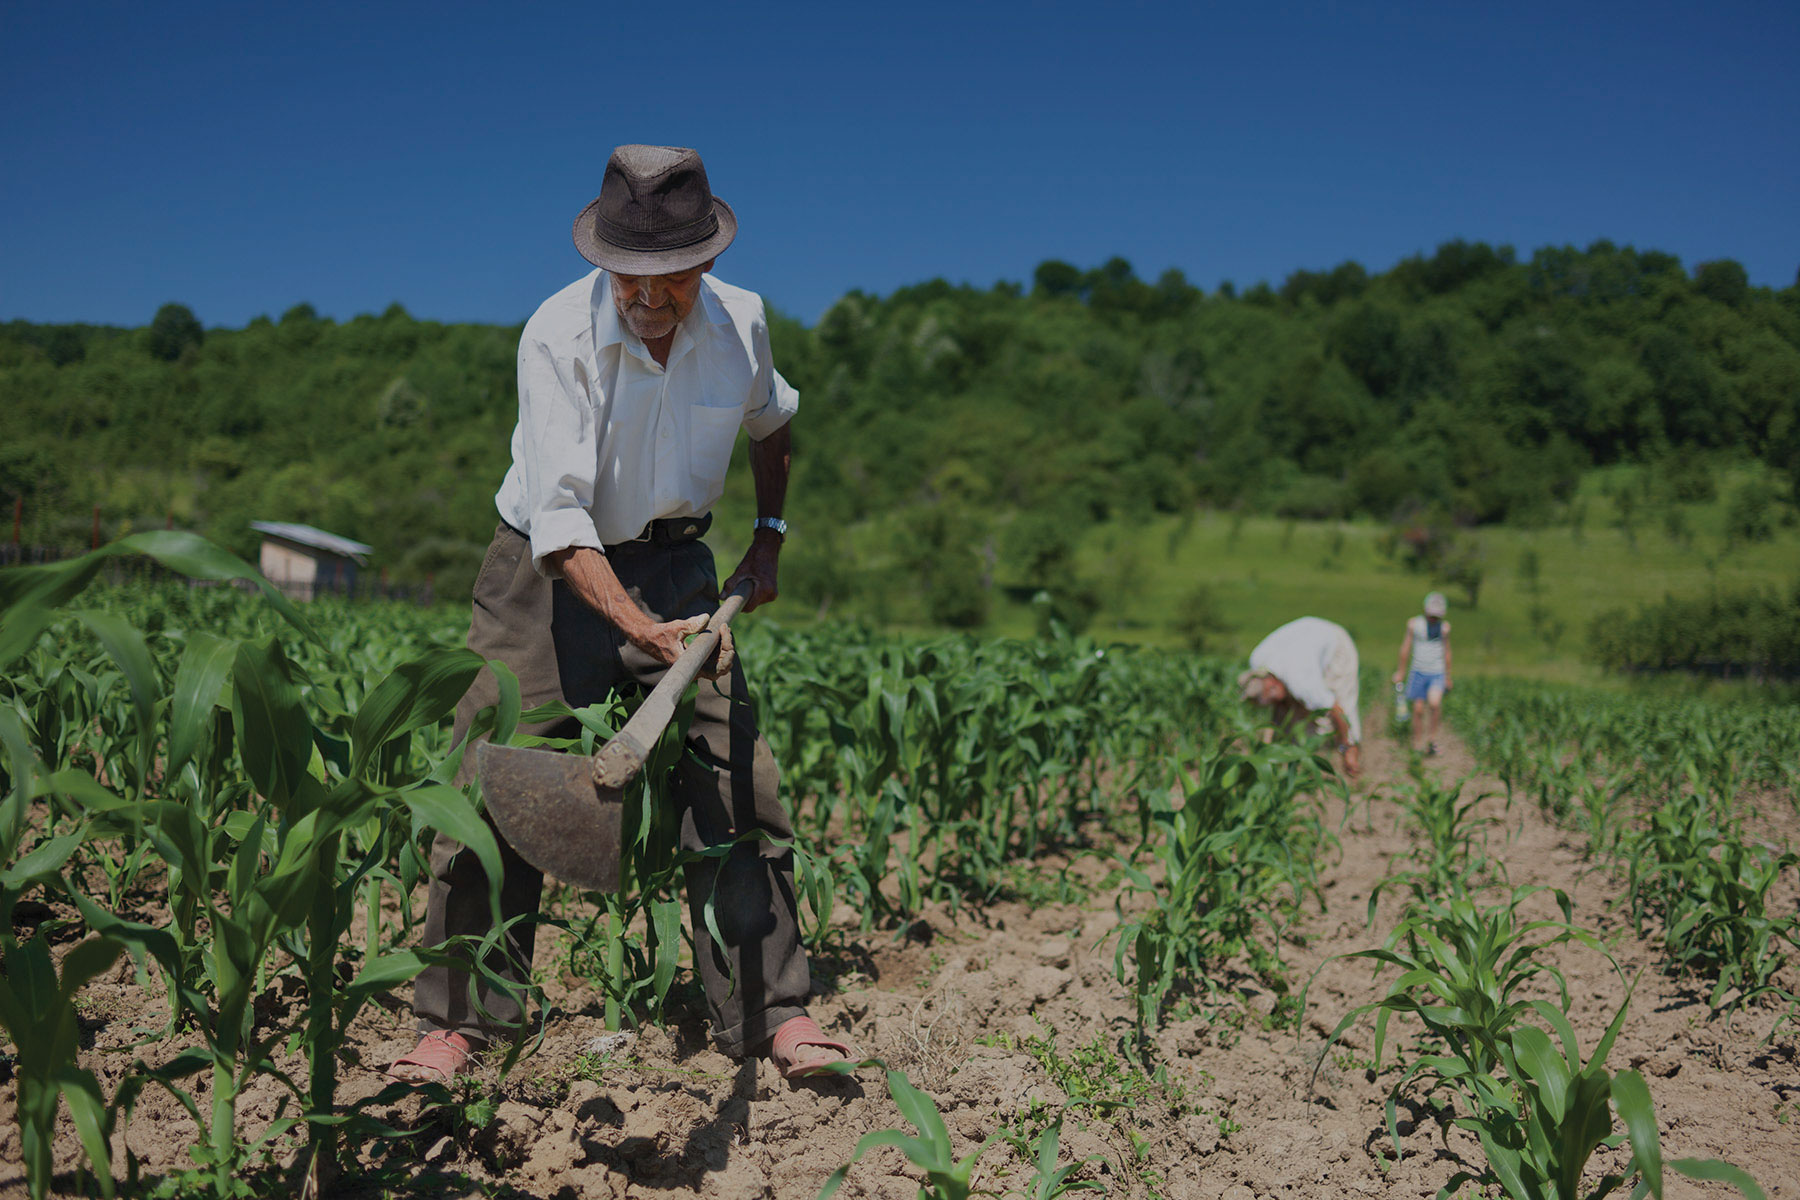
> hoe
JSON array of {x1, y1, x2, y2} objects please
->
[{"x1": 474, "y1": 582, "x2": 751, "y2": 890}]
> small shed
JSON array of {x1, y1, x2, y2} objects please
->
[{"x1": 252, "y1": 521, "x2": 372, "y2": 600}]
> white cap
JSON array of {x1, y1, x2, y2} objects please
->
[{"x1": 1423, "y1": 592, "x2": 1447, "y2": 617}]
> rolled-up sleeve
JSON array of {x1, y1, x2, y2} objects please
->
[
  {"x1": 516, "y1": 335, "x2": 605, "y2": 573},
  {"x1": 741, "y1": 307, "x2": 799, "y2": 441}
]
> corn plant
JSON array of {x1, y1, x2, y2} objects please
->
[
  {"x1": 1569, "y1": 771, "x2": 1637, "y2": 863},
  {"x1": 0, "y1": 534, "x2": 508, "y2": 1197},
  {"x1": 1309, "y1": 885, "x2": 1621, "y2": 1152},
  {"x1": 0, "y1": 933, "x2": 129, "y2": 1198},
  {"x1": 0, "y1": 708, "x2": 123, "y2": 1198},
  {"x1": 1453, "y1": 679, "x2": 1799, "y2": 1014},
  {"x1": 1437, "y1": 998, "x2": 1765, "y2": 1200},
  {"x1": 748, "y1": 624, "x2": 1229, "y2": 934},
  {"x1": 1114, "y1": 736, "x2": 1328, "y2": 1033},
  {"x1": 1380, "y1": 770, "x2": 1500, "y2": 901},
  {"x1": 816, "y1": 1066, "x2": 998, "y2": 1200},
  {"x1": 1002, "y1": 1116, "x2": 1104, "y2": 1200},
  {"x1": 1625, "y1": 799, "x2": 1800, "y2": 1011},
  {"x1": 546, "y1": 689, "x2": 722, "y2": 1031}
]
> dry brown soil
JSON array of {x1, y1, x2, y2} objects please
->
[{"x1": 4, "y1": 706, "x2": 1797, "y2": 1199}]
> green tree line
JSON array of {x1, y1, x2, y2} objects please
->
[{"x1": 3, "y1": 240, "x2": 1797, "y2": 613}]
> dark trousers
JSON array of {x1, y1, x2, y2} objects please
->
[{"x1": 413, "y1": 523, "x2": 811, "y2": 1056}]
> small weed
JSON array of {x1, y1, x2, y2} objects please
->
[
  {"x1": 1001, "y1": 858, "x2": 1093, "y2": 908},
  {"x1": 1019, "y1": 1027, "x2": 1187, "y2": 1117}
]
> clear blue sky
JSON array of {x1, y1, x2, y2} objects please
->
[{"x1": 4, "y1": 0, "x2": 1795, "y2": 330}]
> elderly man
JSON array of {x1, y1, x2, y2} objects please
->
[
  {"x1": 1238, "y1": 616, "x2": 1362, "y2": 779},
  {"x1": 388, "y1": 145, "x2": 850, "y2": 1084}
]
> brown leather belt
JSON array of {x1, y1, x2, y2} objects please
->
[{"x1": 608, "y1": 513, "x2": 711, "y2": 551}]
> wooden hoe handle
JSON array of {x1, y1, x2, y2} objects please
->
[{"x1": 589, "y1": 581, "x2": 754, "y2": 791}]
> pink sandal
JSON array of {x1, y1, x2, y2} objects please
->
[
  {"x1": 385, "y1": 1030, "x2": 476, "y2": 1085},
  {"x1": 769, "y1": 1015, "x2": 855, "y2": 1079}
]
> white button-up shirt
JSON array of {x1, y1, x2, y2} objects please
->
[
  {"x1": 1247, "y1": 617, "x2": 1350, "y2": 713},
  {"x1": 495, "y1": 269, "x2": 799, "y2": 573}
]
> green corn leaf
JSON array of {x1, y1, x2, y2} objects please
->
[
  {"x1": 231, "y1": 814, "x2": 267, "y2": 908},
  {"x1": 399, "y1": 782, "x2": 505, "y2": 926},
  {"x1": 64, "y1": 893, "x2": 191, "y2": 997},
  {"x1": 231, "y1": 637, "x2": 312, "y2": 808},
  {"x1": 348, "y1": 649, "x2": 484, "y2": 779},
  {"x1": 216, "y1": 905, "x2": 268, "y2": 980},
  {"x1": 812, "y1": 1164, "x2": 850, "y2": 1200},
  {"x1": 885, "y1": 1069, "x2": 953, "y2": 1166},
  {"x1": 342, "y1": 949, "x2": 432, "y2": 1008},
  {"x1": 43, "y1": 768, "x2": 132, "y2": 813},
  {"x1": 1666, "y1": 1157, "x2": 1766, "y2": 1199},
  {"x1": 0, "y1": 706, "x2": 37, "y2": 837},
  {"x1": 126, "y1": 532, "x2": 315, "y2": 637},
  {"x1": 51, "y1": 1065, "x2": 115, "y2": 1198},
  {"x1": 1611, "y1": 1069, "x2": 1662, "y2": 1198},
  {"x1": 1530, "y1": 1000, "x2": 1582, "y2": 1063},
  {"x1": 0, "y1": 532, "x2": 315, "y2": 658},
  {"x1": 1512, "y1": 1025, "x2": 1572, "y2": 1124},
  {"x1": 1560, "y1": 1069, "x2": 1619, "y2": 1199},
  {"x1": 1033, "y1": 1115, "x2": 1064, "y2": 1179},
  {"x1": 57, "y1": 936, "x2": 126, "y2": 1002},
  {"x1": 0, "y1": 606, "x2": 57, "y2": 674},
  {"x1": 0, "y1": 832, "x2": 83, "y2": 890},
  {"x1": 68, "y1": 609, "x2": 159, "y2": 761},
  {"x1": 1473, "y1": 1125, "x2": 1535, "y2": 1200},
  {"x1": 1590, "y1": 977, "x2": 1638, "y2": 1068},
  {"x1": 0, "y1": 974, "x2": 25, "y2": 1040},
  {"x1": 168, "y1": 631, "x2": 239, "y2": 779},
  {"x1": 491, "y1": 661, "x2": 523, "y2": 746},
  {"x1": 849, "y1": 1127, "x2": 938, "y2": 1171},
  {"x1": 6, "y1": 936, "x2": 58, "y2": 1026},
  {"x1": 649, "y1": 896, "x2": 682, "y2": 1006},
  {"x1": 220, "y1": 809, "x2": 260, "y2": 843},
  {"x1": 120, "y1": 798, "x2": 211, "y2": 890}
]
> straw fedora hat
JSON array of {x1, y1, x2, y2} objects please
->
[{"x1": 572, "y1": 145, "x2": 737, "y2": 275}]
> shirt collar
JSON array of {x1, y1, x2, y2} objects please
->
[
  {"x1": 591, "y1": 270, "x2": 626, "y2": 351},
  {"x1": 591, "y1": 270, "x2": 731, "y2": 355},
  {"x1": 696, "y1": 275, "x2": 730, "y2": 327}
]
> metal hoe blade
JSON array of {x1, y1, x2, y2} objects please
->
[
  {"x1": 476, "y1": 742, "x2": 621, "y2": 891},
  {"x1": 472, "y1": 581, "x2": 751, "y2": 894}
]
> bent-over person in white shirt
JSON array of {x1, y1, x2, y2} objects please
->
[
  {"x1": 1237, "y1": 616, "x2": 1363, "y2": 779},
  {"x1": 387, "y1": 145, "x2": 851, "y2": 1086}
]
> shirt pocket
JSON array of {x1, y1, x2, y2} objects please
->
[{"x1": 688, "y1": 403, "x2": 743, "y2": 494}]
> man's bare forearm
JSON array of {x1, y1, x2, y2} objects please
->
[
  {"x1": 728, "y1": 424, "x2": 791, "y2": 612},
  {"x1": 550, "y1": 545, "x2": 722, "y2": 670},
  {"x1": 550, "y1": 547, "x2": 649, "y2": 635},
  {"x1": 750, "y1": 423, "x2": 790, "y2": 522}
]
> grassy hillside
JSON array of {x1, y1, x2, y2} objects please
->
[{"x1": 710, "y1": 463, "x2": 1798, "y2": 683}]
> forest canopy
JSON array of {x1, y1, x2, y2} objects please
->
[{"x1": 3, "y1": 239, "x2": 1797, "y2": 607}]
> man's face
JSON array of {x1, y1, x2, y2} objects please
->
[
  {"x1": 1260, "y1": 675, "x2": 1289, "y2": 706},
  {"x1": 609, "y1": 260, "x2": 712, "y2": 342}
]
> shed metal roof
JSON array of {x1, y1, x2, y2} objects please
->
[{"x1": 251, "y1": 521, "x2": 373, "y2": 564}]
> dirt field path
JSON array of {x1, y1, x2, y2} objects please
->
[{"x1": 4, "y1": 702, "x2": 1795, "y2": 1199}]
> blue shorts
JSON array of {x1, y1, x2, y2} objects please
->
[{"x1": 1406, "y1": 671, "x2": 1445, "y2": 703}]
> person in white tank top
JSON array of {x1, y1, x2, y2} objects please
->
[{"x1": 1392, "y1": 592, "x2": 1453, "y2": 756}]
